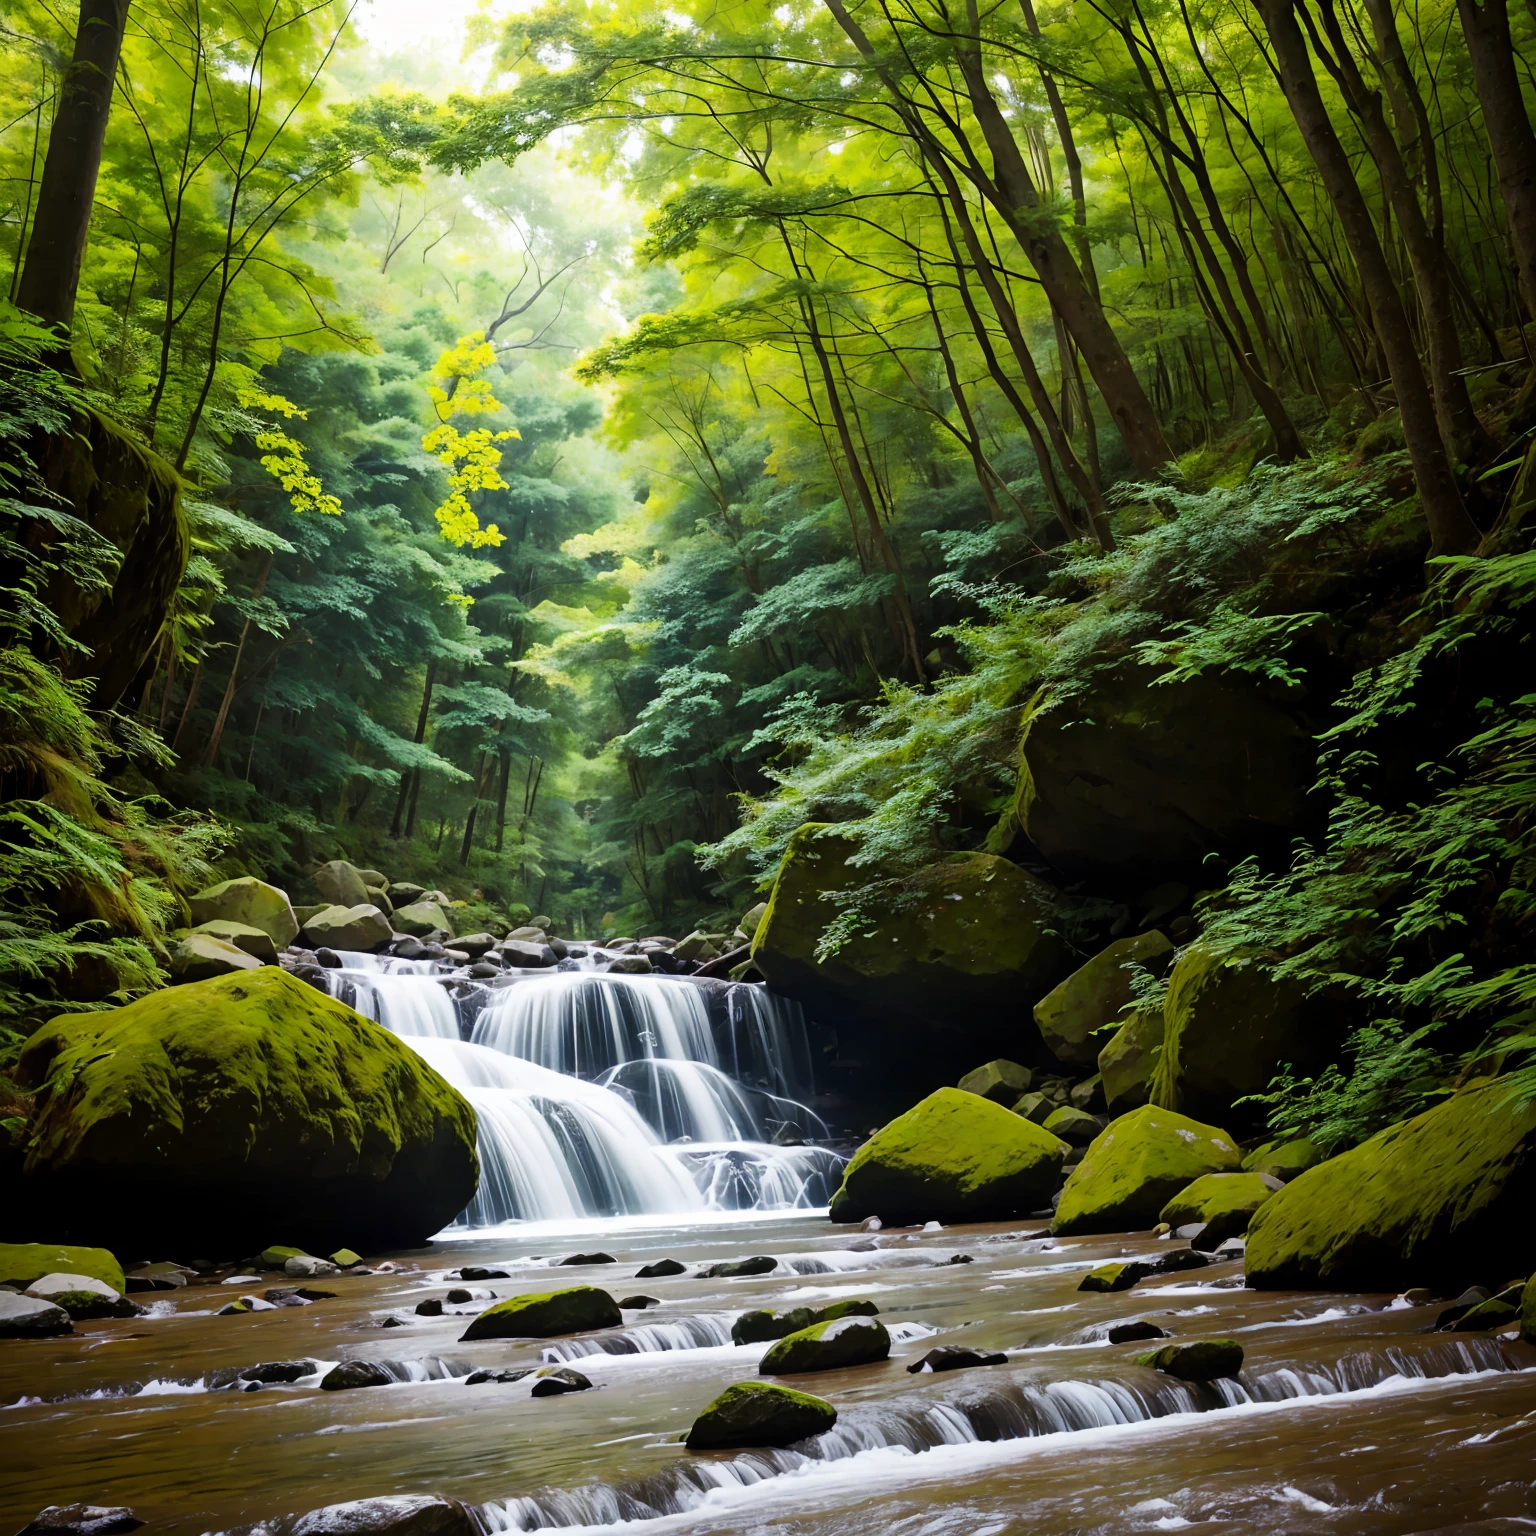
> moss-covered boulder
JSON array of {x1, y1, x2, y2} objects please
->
[
  {"x1": 301, "y1": 904, "x2": 392, "y2": 952},
  {"x1": 1159, "y1": 1172, "x2": 1275, "y2": 1233},
  {"x1": 1043, "y1": 1105, "x2": 1102, "y2": 1146},
  {"x1": 314, "y1": 861, "x2": 371, "y2": 909},
  {"x1": 759, "y1": 1314, "x2": 890, "y2": 1374},
  {"x1": 751, "y1": 827, "x2": 1068, "y2": 1054},
  {"x1": 1151, "y1": 944, "x2": 1343, "y2": 1129},
  {"x1": 1079, "y1": 1261, "x2": 1147, "y2": 1292},
  {"x1": 1009, "y1": 669, "x2": 1316, "y2": 886},
  {"x1": 1137, "y1": 1339, "x2": 1244, "y2": 1382},
  {"x1": 732, "y1": 1298, "x2": 879, "y2": 1346},
  {"x1": 188, "y1": 878, "x2": 300, "y2": 949},
  {"x1": 1052, "y1": 1104, "x2": 1241, "y2": 1235},
  {"x1": 957, "y1": 1060, "x2": 1032, "y2": 1105},
  {"x1": 1097, "y1": 1004, "x2": 1166, "y2": 1116},
  {"x1": 393, "y1": 902, "x2": 454, "y2": 939},
  {"x1": 189, "y1": 920, "x2": 279, "y2": 963},
  {"x1": 0, "y1": 1243, "x2": 124, "y2": 1294},
  {"x1": 1241, "y1": 1138, "x2": 1323, "y2": 1182},
  {"x1": 11, "y1": 968, "x2": 478, "y2": 1254},
  {"x1": 1034, "y1": 932, "x2": 1174, "y2": 1068},
  {"x1": 828, "y1": 1088, "x2": 1067, "y2": 1225},
  {"x1": 169, "y1": 933, "x2": 264, "y2": 982},
  {"x1": 459, "y1": 1286, "x2": 622, "y2": 1341},
  {"x1": 1246, "y1": 1082, "x2": 1536, "y2": 1291},
  {"x1": 686, "y1": 1382, "x2": 838, "y2": 1449}
]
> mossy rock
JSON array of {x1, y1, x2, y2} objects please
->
[
  {"x1": 190, "y1": 920, "x2": 279, "y2": 963},
  {"x1": 1521, "y1": 1274, "x2": 1536, "y2": 1346},
  {"x1": 1052, "y1": 1104, "x2": 1241, "y2": 1235},
  {"x1": 828, "y1": 1088, "x2": 1067, "y2": 1225},
  {"x1": 259, "y1": 1246, "x2": 310, "y2": 1268},
  {"x1": 1007, "y1": 668, "x2": 1316, "y2": 886},
  {"x1": 1137, "y1": 1339, "x2": 1244, "y2": 1381},
  {"x1": 393, "y1": 901, "x2": 454, "y2": 939},
  {"x1": 1246, "y1": 1081, "x2": 1536, "y2": 1292},
  {"x1": 957, "y1": 1060, "x2": 1032, "y2": 1105},
  {"x1": 1151, "y1": 944, "x2": 1344, "y2": 1130},
  {"x1": 35, "y1": 407, "x2": 188, "y2": 709},
  {"x1": 731, "y1": 1298, "x2": 879, "y2": 1346},
  {"x1": 458, "y1": 1286, "x2": 622, "y2": 1341},
  {"x1": 686, "y1": 1381, "x2": 837, "y2": 1449},
  {"x1": 1034, "y1": 932, "x2": 1173, "y2": 1068},
  {"x1": 11, "y1": 968, "x2": 478, "y2": 1255},
  {"x1": 759, "y1": 1314, "x2": 890, "y2": 1374},
  {"x1": 1097, "y1": 1003, "x2": 1166, "y2": 1116},
  {"x1": 1079, "y1": 1261, "x2": 1147, "y2": 1293},
  {"x1": 188, "y1": 878, "x2": 299, "y2": 949},
  {"x1": 301, "y1": 904, "x2": 392, "y2": 952},
  {"x1": 1241, "y1": 1138, "x2": 1323, "y2": 1182},
  {"x1": 0, "y1": 1243, "x2": 124, "y2": 1294},
  {"x1": 1159, "y1": 1172, "x2": 1275, "y2": 1231},
  {"x1": 169, "y1": 933, "x2": 264, "y2": 983},
  {"x1": 314, "y1": 861, "x2": 371, "y2": 909},
  {"x1": 751, "y1": 826, "x2": 1068, "y2": 1046},
  {"x1": 1043, "y1": 1105, "x2": 1102, "y2": 1146}
]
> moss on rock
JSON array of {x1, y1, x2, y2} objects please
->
[
  {"x1": 1052, "y1": 1104, "x2": 1241, "y2": 1235},
  {"x1": 0, "y1": 1243, "x2": 124, "y2": 1294},
  {"x1": 731, "y1": 1298, "x2": 879, "y2": 1346},
  {"x1": 686, "y1": 1382, "x2": 838, "y2": 1449},
  {"x1": 188, "y1": 878, "x2": 299, "y2": 949},
  {"x1": 751, "y1": 826, "x2": 1068, "y2": 1047},
  {"x1": 1152, "y1": 944, "x2": 1343, "y2": 1129},
  {"x1": 1097, "y1": 1004, "x2": 1166, "y2": 1116},
  {"x1": 758, "y1": 1314, "x2": 891, "y2": 1374},
  {"x1": 828, "y1": 1087, "x2": 1067, "y2": 1225},
  {"x1": 459, "y1": 1286, "x2": 622, "y2": 1341},
  {"x1": 1035, "y1": 932, "x2": 1173, "y2": 1068},
  {"x1": 1241, "y1": 1138, "x2": 1322, "y2": 1182},
  {"x1": 1246, "y1": 1081, "x2": 1536, "y2": 1292},
  {"x1": 12, "y1": 968, "x2": 478, "y2": 1255},
  {"x1": 1159, "y1": 1172, "x2": 1275, "y2": 1230}
]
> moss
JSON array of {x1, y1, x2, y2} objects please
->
[
  {"x1": 731, "y1": 1298, "x2": 879, "y2": 1346},
  {"x1": 1241, "y1": 1138, "x2": 1322, "y2": 1181},
  {"x1": 1098, "y1": 1004, "x2": 1166, "y2": 1115},
  {"x1": 459, "y1": 1286, "x2": 622, "y2": 1341},
  {"x1": 828, "y1": 1087, "x2": 1067, "y2": 1225},
  {"x1": 1159, "y1": 1172, "x2": 1275, "y2": 1229},
  {"x1": 1522, "y1": 1274, "x2": 1536, "y2": 1346},
  {"x1": 1152, "y1": 944, "x2": 1343, "y2": 1129},
  {"x1": 1052, "y1": 1104, "x2": 1241, "y2": 1235},
  {"x1": 1246, "y1": 1080, "x2": 1536, "y2": 1292},
  {"x1": 1136, "y1": 1339, "x2": 1244, "y2": 1381},
  {"x1": 752, "y1": 826, "x2": 1067, "y2": 1030},
  {"x1": 758, "y1": 1314, "x2": 891, "y2": 1374},
  {"x1": 686, "y1": 1382, "x2": 838, "y2": 1449},
  {"x1": 188, "y1": 878, "x2": 299, "y2": 949},
  {"x1": 957, "y1": 1060, "x2": 1032, "y2": 1105},
  {"x1": 1079, "y1": 1261, "x2": 1146, "y2": 1293},
  {"x1": 1035, "y1": 932, "x2": 1173, "y2": 1068},
  {"x1": 0, "y1": 1243, "x2": 124, "y2": 1294},
  {"x1": 260, "y1": 1246, "x2": 310, "y2": 1268},
  {"x1": 12, "y1": 968, "x2": 478, "y2": 1254}
]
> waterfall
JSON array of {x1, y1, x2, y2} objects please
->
[{"x1": 322, "y1": 959, "x2": 843, "y2": 1226}]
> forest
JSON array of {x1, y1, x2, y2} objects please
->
[{"x1": 5, "y1": 0, "x2": 1536, "y2": 1148}]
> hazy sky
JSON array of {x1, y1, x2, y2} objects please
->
[{"x1": 354, "y1": 0, "x2": 500, "y2": 52}]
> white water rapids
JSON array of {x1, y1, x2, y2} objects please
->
[{"x1": 323, "y1": 958, "x2": 844, "y2": 1225}]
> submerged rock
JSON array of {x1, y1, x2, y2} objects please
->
[
  {"x1": 459, "y1": 1286, "x2": 622, "y2": 1341},
  {"x1": 619, "y1": 1295, "x2": 659, "y2": 1309},
  {"x1": 14, "y1": 1506, "x2": 143, "y2": 1536},
  {"x1": 291, "y1": 1496, "x2": 478, "y2": 1536},
  {"x1": 0, "y1": 1293, "x2": 72, "y2": 1338},
  {"x1": 463, "y1": 1367, "x2": 533, "y2": 1385},
  {"x1": 10, "y1": 968, "x2": 479, "y2": 1255},
  {"x1": 732, "y1": 1298, "x2": 879, "y2": 1346},
  {"x1": 1136, "y1": 1339, "x2": 1244, "y2": 1382},
  {"x1": 635, "y1": 1259, "x2": 686, "y2": 1278},
  {"x1": 759, "y1": 1314, "x2": 891, "y2": 1374},
  {"x1": 558, "y1": 1252, "x2": 617, "y2": 1266},
  {"x1": 529, "y1": 1366, "x2": 592, "y2": 1397},
  {"x1": 905, "y1": 1345, "x2": 1008, "y2": 1373},
  {"x1": 1034, "y1": 932, "x2": 1173, "y2": 1068},
  {"x1": 686, "y1": 1381, "x2": 838, "y2": 1450},
  {"x1": 1078, "y1": 1262, "x2": 1149, "y2": 1293},
  {"x1": 1247, "y1": 1081, "x2": 1536, "y2": 1291},
  {"x1": 699, "y1": 1256, "x2": 777, "y2": 1278},
  {"x1": 829, "y1": 1088, "x2": 1067, "y2": 1225},
  {"x1": 319, "y1": 1360, "x2": 393, "y2": 1391},
  {"x1": 1107, "y1": 1320, "x2": 1167, "y2": 1343},
  {"x1": 1052, "y1": 1105, "x2": 1241, "y2": 1236}
]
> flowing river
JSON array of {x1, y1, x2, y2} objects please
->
[{"x1": 4, "y1": 965, "x2": 1535, "y2": 1534}]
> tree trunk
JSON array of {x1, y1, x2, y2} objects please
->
[
  {"x1": 1456, "y1": 0, "x2": 1536, "y2": 319},
  {"x1": 16, "y1": 0, "x2": 129, "y2": 337},
  {"x1": 391, "y1": 657, "x2": 437, "y2": 839},
  {"x1": 202, "y1": 554, "x2": 273, "y2": 769},
  {"x1": 1253, "y1": 0, "x2": 1480, "y2": 553}
]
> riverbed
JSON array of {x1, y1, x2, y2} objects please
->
[{"x1": 5, "y1": 1212, "x2": 1533, "y2": 1534}]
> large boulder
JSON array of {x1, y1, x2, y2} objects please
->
[
  {"x1": 314, "y1": 861, "x2": 371, "y2": 909},
  {"x1": 392, "y1": 902, "x2": 454, "y2": 939},
  {"x1": 0, "y1": 1243, "x2": 125, "y2": 1293},
  {"x1": 1034, "y1": 932, "x2": 1174, "y2": 1068},
  {"x1": 0, "y1": 1293, "x2": 73, "y2": 1337},
  {"x1": 187, "y1": 878, "x2": 299, "y2": 948},
  {"x1": 10, "y1": 968, "x2": 478, "y2": 1254},
  {"x1": 828, "y1": 1087, "x2": 1067, "y2": 1225},
  {"x1": 686, "y1": 1382, "x2": 837, "y2": 1449},
  {"x1": 1097, "y1": 1004, "x2": 1166, "y2": 1115},
  {"x1": 291, "y1": 1497, "x2": 478, "y2": 1536},
  {"x1": 1151, "y1": 945, "x2": 1344, "y2": 1129},
  {"x1": 1052, "y1": 1104, "x2": 1241, "y2": 1235},
  {"x1": 1009, "y1": 669, "x2": 1316, "y2": 886},
  {"x1": 301, "y1": 904, "x2": 393, "y2": 953},
  {"x1": 168, "y1": 933, "x2": 264, "y2": 982},
  {"x1": 459, "y1": 1286, "x2": 622, "y2": 1341},
  {"x1": 732, "y1": 1298, "x2": 879, "y2": 1346},
  {"x1": 751, "y1": 826, "x2": 1068, "y2": 1065},
  {"x1": 1247, "y1": 1081, "x2": 1536, "y2": 1291},
  {"x1": 759, "y1": 1314, "x2": 891, "y2": 1374},
  {"x1": 957, "y1": 1060, "x2": 1032, "y2": 1105},
  {"x1": 189, "y1": 920, "x2": 279, "y2": 963},
  {"x1": 1159, "y1": 1171, "x2": 1275, "y2": 1232}
]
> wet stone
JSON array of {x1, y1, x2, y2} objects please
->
[
  {"x1": 320, "y1": 1360, "x2": 394, "y2": 1391},
  {"x1": 463, "y1": 1367, "x2": 534, "y2": 1386},
  {"x1": 209, "y1": 1360, "x2": 318, "y2": 1389},
  {"x1": 458, "y1": 1266, "x2": 509, "y2": 1281},
  {"x1": 635, "y1": 1258, "x2": 686, "y2": 1278},
  {"x1": 529, "y1": 1366, "x2": 593, "y2": 1397},
  {"x1": 0, "y1": 1295, "x2": 74, "y2": 1338},
  {"x1": 290, "y1": 1495, "x2": 479, "y2": 1536},
  {"x1": 700, "y1": 1256, "x2": 777, "y2": 1278},
  {"x1": 414, "y1": 1298, "x2": 443, "y2": 1317},
  {"x1": 558, "y1": 1252, "x2": 617, "y2": 1265},
  {"x1": 619, "y1": 1295, "x2": 660, "y2": 1308},
  {"x1": 1107, "y1": 1320, "x2": 1169, "y2": 1344},
  {"x1": 686, "y1": 1382, "x2": 837, "y2": 1450},
  {"x1": 15, "y1": 1507, "x2": 143, "y2": 1536},
  {"x1": 1136, "y1": 1339, "x2": 1244, "y2": 1381},
  {"x1": 905, "y1": 1345, "x2": 1008, "y2": 1373},
  {"x1": 1079, "y1": 1261, "x2": 1150, "y2": 1293}
]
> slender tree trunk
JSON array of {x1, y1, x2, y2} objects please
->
[
  {"x1": 1254, "y1": 0, "x2": 1480, "y2": 553},
  {"x1": 391, "y1": 657, "x2": 437, "y2": 839},
  {"x1": 202, "y1": 554, "x2": 273, "y2": 769},
  {"x1": 16, "y1": 0, "x2": 129, "y2": 338}
]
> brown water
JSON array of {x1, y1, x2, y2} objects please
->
[{"x1": 4, "y1": 1214, "x2": 1534, "y2": 1535}]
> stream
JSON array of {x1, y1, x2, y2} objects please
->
[{"x1": 5, "y1": 965, "x2": 1535, "y2": 1534}]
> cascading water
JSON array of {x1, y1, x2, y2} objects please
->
[{"x1": 323, "y1": 957, "x2": 844, "y2": 1226}]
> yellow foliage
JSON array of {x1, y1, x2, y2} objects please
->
[
  {"x1": 236, "y1": 388, "x2": 342, "y2": 517},
  {"x1": 422, "y1": 332, "x2": 521, "y2": 550}
]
